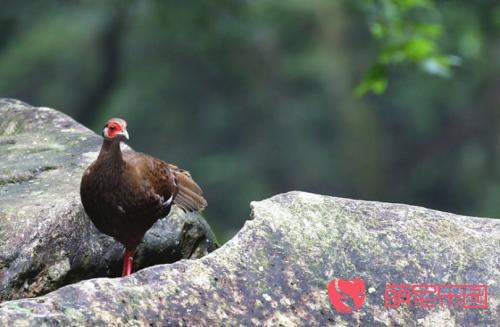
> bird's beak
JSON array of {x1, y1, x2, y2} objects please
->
[{"x1": 120, "y1": 129, "x2": 130, "y2": 140}]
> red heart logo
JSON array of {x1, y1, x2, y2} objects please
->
[{"x1": 327, "y1": 278, "x2": 366, "y2": 314}]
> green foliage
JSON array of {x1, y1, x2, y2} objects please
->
[{"x1": 353, "y1": 0, "x2": 460, "y2": 96}]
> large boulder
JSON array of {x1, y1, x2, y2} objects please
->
[
  {"x1": 0, "y1": 191, "x2": 497, "y2": 326},
  {"x1": 0, "y1": 98, "x2": 217, "y2": 302}
]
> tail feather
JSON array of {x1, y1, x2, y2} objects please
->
[
  {"x1": 172, "y1": 168, "x2": 207, "y2": 212},
  {"x1": 175, "y1": 185, "x2": 207, "y2": 212}
]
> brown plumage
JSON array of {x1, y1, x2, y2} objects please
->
[{"x1": 80, "y1": 118, "x2": 206, "y2": 276}]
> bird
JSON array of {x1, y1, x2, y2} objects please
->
[{"x1": 80, "y1": 118, "x2": 207, "y2": 276}]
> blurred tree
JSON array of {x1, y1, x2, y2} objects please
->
[{"x1": 0, "y1": 0, "x2": 498, "y2": 241}]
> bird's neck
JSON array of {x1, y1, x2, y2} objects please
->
[{"x1": 98, "y1": 139, "x2": 124, "y2": 166}]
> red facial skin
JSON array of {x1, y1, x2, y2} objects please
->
[
  {"x1": 106, "y1": 121, "x2": 123, "y2": 138},
  {"x1": 103, "y1": 119, "x2": 127, "y2": 139}
]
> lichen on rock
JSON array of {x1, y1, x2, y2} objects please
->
[{"x1": 0, "y1": 190, "x2": 498, "y2": 326}]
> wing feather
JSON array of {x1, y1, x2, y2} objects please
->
[{"x1": 123, "y1": 151, "x2": 207, "y2": 213}]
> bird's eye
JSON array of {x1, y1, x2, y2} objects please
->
[{"x1": 109, "y1": 125, "x2": 116, "y2": 130}]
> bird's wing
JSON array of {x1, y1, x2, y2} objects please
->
[
  {"x1": 167, "y1": 163, "x2": 207, "y2": 212},
  {"x1": 123, "y1": 151, "x2": 207, "y2": 212}
]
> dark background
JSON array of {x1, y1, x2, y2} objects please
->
[{"x1": 1, "y1": 1, "x2": 499, "y2": 241}]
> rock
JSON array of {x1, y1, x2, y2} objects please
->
[
  {"x1": 0, "y1": 98, "x2": 217, "y2": 302},
  {"x1": 0, "y1": 191, "x2": 498, "y2": 326}
]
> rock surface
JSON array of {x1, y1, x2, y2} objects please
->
[
  {"x1": 0, "y1": 190, "x2": 498, "y2": 326},
  {"x1": 0, "y1": 98, "x2": 217, "y2": 302}
]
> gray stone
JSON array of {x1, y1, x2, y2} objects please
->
[
  {"x1": 0, "y1": 191, "x2": 497, "y2": 326},
  {"x1": 0, "y1": 98, "x2": 217, "y2": 302}
]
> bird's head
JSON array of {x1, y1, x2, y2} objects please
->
[{"x1": 102, "y1": 118, "x2": 129, "y2": 141}]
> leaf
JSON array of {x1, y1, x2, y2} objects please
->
[{"x1": 355, "y1": 64, "x2": 388, "y2": 97}]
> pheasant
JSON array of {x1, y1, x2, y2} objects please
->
[{"x1": 80, "y1": 118, "x2": 207, "y2": 276}]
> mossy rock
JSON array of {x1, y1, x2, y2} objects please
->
[{"x1": 0, "y1": 189, "x2": 497, "y2": 325}]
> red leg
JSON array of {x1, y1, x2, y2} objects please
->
[{"x1": 122, "y1": 248, "x2": 134, "y2": 277}]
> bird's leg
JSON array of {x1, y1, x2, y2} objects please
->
[{"x1": 122, "y1": 248, "x2": 135, "y2": 277}]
